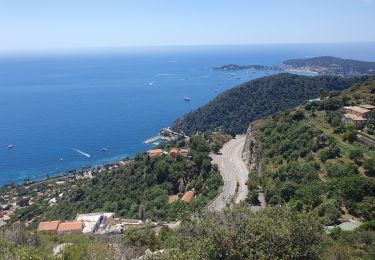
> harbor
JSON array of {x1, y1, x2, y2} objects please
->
[
  {"x1": 144, "y1": 127, "x2": 188, "y2": 144},
  {"x1": 144, "y1": 135, "x2": 169, "y2": 144}
]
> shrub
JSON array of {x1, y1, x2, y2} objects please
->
[
  {"x1": 174, "y1": 206, "x2": 324, "y2": 259},
  {"x1": 348, "y1": 148, "x2": 364, "y2": 164},
  {"x1": 364, "y1": 158, "x2": 375, "y2": 176}
]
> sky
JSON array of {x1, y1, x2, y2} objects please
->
[{"x1": 0, "y1": 0, "x2": 374, "y2": 51}]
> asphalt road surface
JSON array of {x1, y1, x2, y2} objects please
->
[{"x1": 208, "y1": 135, "x2": 249, "y2": 211}]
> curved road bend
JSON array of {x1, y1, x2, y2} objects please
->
[{"x1": 208, "y1": 135, "x2": 249, "y2": 211}]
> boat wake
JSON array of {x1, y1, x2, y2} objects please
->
[
  {"x1": 74, "y1": 149, "x2": 91, "y2": 158},
  {"x1": 157, "y1": 73, "x2": 177, "y2": 76}
]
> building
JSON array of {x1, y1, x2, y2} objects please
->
[
  {"x1": 75, "y1": 212, "x2": 115, "y2": 234},
  {"x1": 37, "y1": 221, "x2": 60, "y2": 234},
  {"x1": 169, "y1": 148, "x2": 179, "y2": 157},
  {"x1": 75, "y1": 213, "x2": 103, "y2": 234},
  {"x1": 121, "y1": 219, "x2": 143, "y2": 226},
  {"x1": 342, "y1": 105, "x2": 375, "y2": 129},
  {"x1": 57, "y1": 221, "x2": 84, "y2": 234},
  {"x1": 344, "y1": 106, "x2": 372, "y2": 118},
  {"x1": 181, "y1": 191, "x2": 194, "y2": 202},
  {"x1": 103, "y1": 212, "x2": 115, "y2": 223},
  {"x1": 360, "y1": 104, "x2": 375, "y2": 110},
  {"x1": 147, "y1": 149, "x2": 164, "y2": 157},
  {"x1": 342, "y1": 113, "x2": 368, "y2": 129},
  {"x1": 179, "y1": 148, "x2": 189, "y2": 156}
]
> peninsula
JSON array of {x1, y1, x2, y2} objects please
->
[{"x1": 214, "y1": 56, "x2": 375, "y2": 78}]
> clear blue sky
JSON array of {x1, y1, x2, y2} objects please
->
[{"x1": 0, "y1": 0, "x2": 374, "y2": 50}]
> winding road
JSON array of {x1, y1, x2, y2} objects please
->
[{"x1": 208, "y1": 135, "x2": 249, "y2": 211}]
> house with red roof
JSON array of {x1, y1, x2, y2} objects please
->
[
  {"x1": 57, "y1": 221, "x2": 84, "y2": 234},
  {"x1": 37, "y1": 220, "x2": 60, "y2": 234}
]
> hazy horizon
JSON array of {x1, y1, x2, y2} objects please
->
[{"x1": 1, "y1": 42, "x2": 375, "y2": 60}]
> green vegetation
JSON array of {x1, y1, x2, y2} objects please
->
[
  {"x1": 172, "y1": 73, "x2": 370, "y2": 135},
  {"x1": 169, "y1": 206, "x2": 324, "y2": 259},
  {"x1": 0, "y1": 223, "x2": 125, "y2": 259},
  {"x1": 9, "y1": 136, "x2": 223, "y2": 223},
  {"x1": 2, "y1": 75, "x2": 375, "y2": 259},
  {"x1": 2, "y1": 204, "x2": 375, "y2": 259},
  {"x1": 250, "y1": 78, "x2": 375, "y2": 225}
]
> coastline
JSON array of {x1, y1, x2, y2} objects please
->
[
  {"x1": 0, "y1": 127, "x2": 184, "y2": 187},
  {"x1": 1, "y1": 155, "x2": 133, "y2": 188},
  {"x1": 283, "y1": 68, "x2": 320, "y2": 76}
]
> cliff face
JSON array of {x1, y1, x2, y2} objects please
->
[
  {"x1": 243, "y1": 122, "x2": 266, "y2": 209},
  {"x1": 242, "y1": 122, "x2": 262, "y2": 176}
]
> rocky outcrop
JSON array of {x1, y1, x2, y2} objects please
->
[
  {"x1": 242, "y1": 122, "x2": 266, "y2": 209},
  {"x1": 242, "y1": 123, "x2": 262, "y2": 176}
]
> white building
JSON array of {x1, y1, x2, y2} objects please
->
[{"x1": 75, "y1": 212, "x2": 114, "y2": 234}]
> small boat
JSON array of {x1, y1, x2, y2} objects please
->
[
  {"x1": 101, "y1": 148, "x2": 108, "y2": 152},
  {"x1": 149, "y1": 81, "x2": 154, "y2": 86},
  {"x1": 60, "y1": 157, "x2": 63, "y2": 161},
  {"x1": 7, "y1": 144, "x2": 14, "y2": 149},
  {"x1": 184, "y1": 97, "x2": 191, "y2": 101}
]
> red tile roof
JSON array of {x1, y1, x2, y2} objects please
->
[
  {"x1": 57, "y1": 221, "x2": 84, "y2": 232},
  {"x1": 37, "y1": 221, "x2": 60, "y2": 233},
  {"x1": 181, "y1": 191, "x2": 194, "y2": 202},
  {"x1": 343, "y1": 113, "x2": 367, "y2": 121},
  {"x1": 360, "y1": 104, "x2": 375, "y2": 110},
  {"x1": 169, "y1": 148, "x2": 179, "y2": 157},
  {"x1": 346, "y1": 106, "x2": 370, "y2": 114},
  {"x1": 147, "y1": 149, "x2": 164, "y2": 157}
]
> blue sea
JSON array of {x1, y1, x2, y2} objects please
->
[{"x1": 1, "y1": 43, "x2": 375, "y2": 185}]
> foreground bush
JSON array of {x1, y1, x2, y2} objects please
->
[{"x1": 168, "y1": 205, "x2": 325, "y2": 259}]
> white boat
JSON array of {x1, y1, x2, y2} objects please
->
[
  {"x1": 149, "y1": 81, "x2": 154, "y2": 86},
  {"x1": 184, "y1": 97, "x2": 191, "y2": 101},
  {"x1": 7, "y1": 144, "x2": 14, "y2": 149}
]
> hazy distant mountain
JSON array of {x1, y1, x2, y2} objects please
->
[{"x1": 283, "y1": 56, "x2": 375, "y2": 77}]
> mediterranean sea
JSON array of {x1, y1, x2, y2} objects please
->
[{"x1": 1, "y1": 43, "x2": 375, "y2": 185}]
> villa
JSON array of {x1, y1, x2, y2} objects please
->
[{"x1": 342, "y1": 105, "x2": 374, "y2": 129}]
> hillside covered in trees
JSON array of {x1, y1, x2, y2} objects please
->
[
  {"x1": 248, "y1": 78, "x2": 375, "y2": 227},
  {"x1": 172, "y1": 73, "x2": 370, "y2": 135}
]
